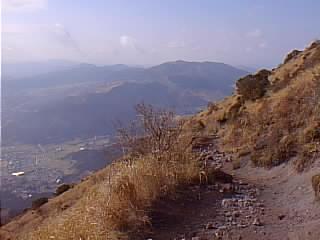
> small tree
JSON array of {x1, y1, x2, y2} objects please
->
[
  {"x1": 116, "y1": 103, "x2": 185, "y2": 161},
  {"x1": 116, "y1": 103, "x2": 198, "y2": 187}
]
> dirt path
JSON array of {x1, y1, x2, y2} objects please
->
[{"x1": 148, "y1": 136, "x2": 320, "y2": 240}]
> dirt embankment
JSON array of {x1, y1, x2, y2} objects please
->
[{"x1": 149, "y1": 136, "x2": 320, "y2": 240}]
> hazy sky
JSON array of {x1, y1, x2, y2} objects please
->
[{"x1": 2, "y1": 0, "x2": 320, "y2": 68}]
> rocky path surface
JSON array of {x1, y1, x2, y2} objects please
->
[{"x1": 148, "y1": 135, "x2": 320, "y2": 240}]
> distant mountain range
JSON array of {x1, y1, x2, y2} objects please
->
[
  {"x1": 2, "y1": 60, "x2": 248, "y2": 145},
  {"x1": 2, "y1": 60, "x2": 78, "y2": 80}
]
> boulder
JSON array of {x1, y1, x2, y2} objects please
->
[
  {"x1": 207, "y1": 168, "x2": 233, "y2": 184},
  {"x1": 252, "y1": 217, "x2": 263, "y2": 226},
  {"x1": 236, "y1": 69, "x2": 271, "y2": 101}
]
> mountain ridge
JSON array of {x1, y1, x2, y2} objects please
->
[
  {"x1": 2, "y1": 61, "x2": 247, "y2": 145},
  {"x1": 1, "y1": 41, "x2": 320, "y2": 240}
]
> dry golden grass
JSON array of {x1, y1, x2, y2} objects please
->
[
  {"x1": 4, "y1": 41, "x2": 320, "y2": 240},
  {"x1": 18, "y1": 105, "x2": 200, "y2": 240},
  {"x1": 189, "y1": 41, "x2": 320, "y2": 170},
  {"x1": 22, "y1": 153, "x2": 198, "y2": 240}
]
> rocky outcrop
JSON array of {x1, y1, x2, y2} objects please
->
[
  {"x1": 236, "y1": 69, "x2": 271, "y2": 101},
  {"x1": 283, "y1": 49, "x2": 302, "y2": 64},
  {"x1": 308, "y1": 40, "x2": 320, "y2": 50}
]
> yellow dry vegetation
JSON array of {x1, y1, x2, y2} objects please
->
[
  {"x1": 2, "y1": 41, "x2": 320, "y2": 240},
  {"x1": 188, "y1": 41, "x2": 320, "y2": 170},
  {"x1": 22, "y1": 155, "x2": 198, "y2": 240},
  {"x1": 16, "y1": 105, "x2": 199, "y2": 240}
]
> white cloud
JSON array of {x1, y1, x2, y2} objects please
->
[
  {"x1": 119, "y1": 35, "x2": 146, "y2": 54},
  {"x1": 2, "y1": 23, "x2": 41, "y2": 34},
  {"x1": 2, "y1": 0, "x2": 47, "y2": 12},
  {"x1": 120, "y1": 35, "x2": 136, "y2": 48},
  {"x1": 2, "y1": 22, "x2": 85, "y2": 63},
  {"x1": 2, "y1": 23, "x2": 25, "y2": 33},
  {"x1": 247, "y1": 29, "x2": 262, "y2": 38},
  {"x1": 51, "y1": 23, "x2": 82, "y2": 55},
  {"x1": 3, "y1": 22, "x2": 81, "y2": 53}
]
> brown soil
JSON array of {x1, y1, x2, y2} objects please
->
[
  {"x1": 148, "y1": 186, "x2": 226, "y2": 240},
  {"x1": 146, "y1": 140, "x2": 320, "y2": 240}
]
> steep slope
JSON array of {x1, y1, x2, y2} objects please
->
[
  {"x1": 151, "y1": 41, "x2": 320, "y2": 239},
  {"x1": 2, "y1": 43, "x2": 319, "y2": 240},
  {"x1": 190, "y1": 40, "x2": 320, "y2": 171}
]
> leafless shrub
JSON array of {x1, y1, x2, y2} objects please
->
[
  {"x1": 116, "y1": 103, "x2": 186, "y2": 160},
  {"x1": 24, "y1": 104, "x2": 199, "y2": 240}
]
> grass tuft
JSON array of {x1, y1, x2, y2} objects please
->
[{"x1": 21, "y1": 104, "x2": 200, "y2": 240}]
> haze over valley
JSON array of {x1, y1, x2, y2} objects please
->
[
  {"x1": 1, "y1": 59, "x2": 247, "y2": 221},
  {"x1": 1, "y1": 1, "x2": 320, "y2": 239},
  {"x1": 2, "y1": 60, "x2": 247, "y2": 145}
]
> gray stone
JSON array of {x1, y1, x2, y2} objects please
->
[
  {"x1": 253, "y1": 218, "x2": 263, "y2": 226},
  {"x1": 205, "y1": 222, "x2": 215, "y2": 230}
]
